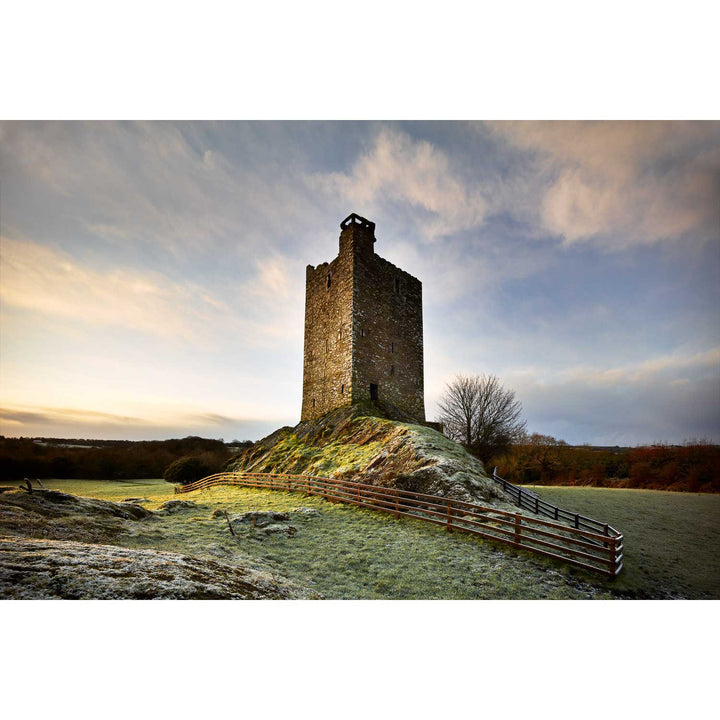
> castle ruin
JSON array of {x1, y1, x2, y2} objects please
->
[{"x1": 301, "y1": 213, "x2": 425, "y2": 422}]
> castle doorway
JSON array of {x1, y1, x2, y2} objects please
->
[{"x1": 370, "y1": 383, "x2": 379, "y2": 401}]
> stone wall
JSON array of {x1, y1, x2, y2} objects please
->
[
  {"x1": 351, "y1": 240, "x2": 425, "y2": 420},
  {"x1": 301, "y1": 233, "x2": 354, "y2": 420},
  {"x1": 301, "y1": 215, "x2": 425, "y2": 422}
]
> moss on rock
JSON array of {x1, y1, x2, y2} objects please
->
[{"x1": 227, "y1": 406, "x2": 513, "y2": 507}]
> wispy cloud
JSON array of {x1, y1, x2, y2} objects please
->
[
  {"x1": 0, "y1": 235, "x2": 303, "y2": 348},
  {"x1": 308, "y1": 127, "x2": 488, "y2": 242},
  {"x1": 508, "y1": 347, "x2": 720, "y2": 388},
  {"x1": 502, "y1": 348, "x2": 720, "y2": 445},
  {"x1": 0, "y1": 236, "x2": 224, "y2": 340},
  {"x1": 0, "y1": 122, "x2": 331, "y2": 259},
  {"x1": 486, "y1": 121, "x2": 720, "y2": 248},
  {"x1": 0, "y1": 404, "x2": 292, "y2": 441}
]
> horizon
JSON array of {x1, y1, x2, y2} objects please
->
[
  {"x1": 1, "y1": 121, "x2": 719, "y2": 445},
  {"x1": 3, "y1": 433, "x2": 718, "y2": 450}
]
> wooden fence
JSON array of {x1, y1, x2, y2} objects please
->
[
  {"x1": 491, "y1": 467, "x2": 619, "y2": 540},
  {"x1": 176, "y1": 471, "x2": 623, "y2": 578}
]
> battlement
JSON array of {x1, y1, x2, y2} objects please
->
[
  {"x1": 340, "y1": 212, "x2": 376, "y2": 234},
  {"x1": 301, "y1": 215, "x2": 425, "y2": 422}
]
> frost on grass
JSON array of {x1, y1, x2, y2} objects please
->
[{"x1": 0, "y1": 536, "x2": 312, "y2": 599}]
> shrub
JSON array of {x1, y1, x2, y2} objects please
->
[{"x1": 163, "y1": 456, "x2": 215, "y2": 485}]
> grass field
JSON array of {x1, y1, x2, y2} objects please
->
[
  {"x1": 24, "y1": 479, "x2": 720, "y2": 599},
  {"x1": 523, "y1": 485, "x2": 720, "y2": 598}
]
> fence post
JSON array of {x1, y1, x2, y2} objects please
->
[
  {"x1": 514, "y1": 513, "x2": 521, "y2": 546},
  {"x1": 446, "y1": 500, "x2": 452, "y2": 532},
  {"x1": 608, "y1": 537, "x2": 617, "y2": 576},
  {"x1": 395, "y1": 489, "x2": 399, "y2": 520}
]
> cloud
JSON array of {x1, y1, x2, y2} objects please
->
[
  {"x1": 486, "y1": 121, "x2": 720, "y2": 248},
  {"x1": 0, "y1": 235, "x2": 304, "y2": 348},
  {"x1": 504, "y1": 347, "x2": 720, "y2": 444},
  {"x1": 532, "y1": 347, "x2": 720, "y2": 387},
  {"x1": 0, "y1": 404, "x2": 292, "y2": 441},
  {"x1": 308, "y1": 127, "x2": 488, "y2": 242},
  {"x1": 0, "y1": 236, "x2": 225, "y2": 340},
  {"x1": 0, "y1": 122, "x2": 332, "y2": 258},
  {"x1": 0, "y1": 406, "x2": 148, "y2": 429}
]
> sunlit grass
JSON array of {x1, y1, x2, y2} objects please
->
[{"x1": 39, "y1": 478, "x2": 173, "y2": 504}]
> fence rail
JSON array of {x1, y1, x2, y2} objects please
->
[
  {"x1": 176, "y1": 471, "x2": 623, "y2": 578},
  {"x1": 491, "y1": 467, "x2": 620, "y2": 540}
]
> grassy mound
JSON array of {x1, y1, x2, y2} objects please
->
[{"x1": 228, "y1": 405, "x2": 512, "y2": 506}]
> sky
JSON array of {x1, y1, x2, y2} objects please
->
[{"x1": 1, "y1": 120, "x2": 719, "y2": 445}]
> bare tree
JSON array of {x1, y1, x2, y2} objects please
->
[{"x1": 438, "y1": 374, "x2": 526, "y2": 464}]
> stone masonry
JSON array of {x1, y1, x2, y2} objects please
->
[{"x1": 301, "y1": 214, "x2": 425, "y2": 422}]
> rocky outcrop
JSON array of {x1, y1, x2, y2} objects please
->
[
  {"x1": 0, "y1": 536, "x2": 312, "y2": 599},
  {"x1": 0, "y1": 489, "x2": 156, "y2": 544},
  {"x1": 228, "y1": 405, "x2": 512, "y2": 507}
]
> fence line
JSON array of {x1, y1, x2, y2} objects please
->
[
  {"x1": 176, "y1": 471, "x2": 623, "y2": 578},
  {"x1": 491, "y1": 467, "x2": 620, "y2": 539}
]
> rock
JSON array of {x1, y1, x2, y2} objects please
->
[
  {"x1": 0, "y1": 488, "x2": 152, "y2": 520},
  {"x1": 0, "y1": 488, "x2": 156, "y2": 545},
  {"x1": 156, "y1": 500, "x2": 198, "y2": 514},
  {"x1": 122, "y1": 497, "x2": 150, "y2": 504},
  {"x1": 293, "y1": 507, "x2": 320, "y2": 518},
  {"x1": 261, "y1": 524, "x2": 297, "y2": 536},
  {"x1": 230, "y1": 510, "x2": 291, "y2": 529},
  {"x1": 0, "y1": 536, "x2": 312, "y2": 599},
  {"x1": 210, "y1": 508, "x2": 228, "y2": 519}
]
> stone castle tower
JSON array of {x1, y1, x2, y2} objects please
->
[{"x1": 301, "y1": 213, "x2": 425, "y2": 422}]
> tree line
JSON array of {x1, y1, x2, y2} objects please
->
[
  {"x1": 492, "y1": 435, "x2": 720, "y2": 493},
  {"x1": 0, "y1": 436, "x2": 252, "y2": 481},
  {"x1": 438, "y1": 373, "x2": 720, "y2": 493}
]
